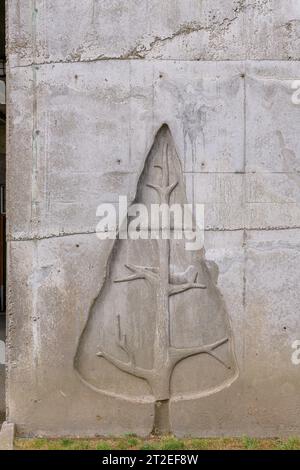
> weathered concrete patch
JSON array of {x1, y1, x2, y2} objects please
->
[{"x1": 0, "y1": 422, "x2": 15, "y2": 450}]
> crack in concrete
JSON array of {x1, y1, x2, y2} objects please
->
[
  {"x1": 100, "y1": 0, "x2": 272, "y2": 62},
  {"x1": 7, "y1": 225, "x2": 300, "y2": 243},
  {"x1": 9, "y1": 58, "x2": 300, "y2": 71},
  {"x1": 8, "y1": 0, "x2": 275, "y2": 68},
  {"x1": 81, "y1": 0, "x2": 247, "y2": 61},
  {"x1": 122, "y1": 3, "x2": 248, "y2": 60}
]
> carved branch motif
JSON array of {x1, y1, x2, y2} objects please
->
[
  {"x1": 114, "y1": 263, "x2": 159, "y2": 284},
  {"x1": 169, "y1": 337, "x2": 230, "y2": 369}
]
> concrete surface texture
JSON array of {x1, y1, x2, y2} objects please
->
[
  {"x1": 0, "y1": 316, "x2": 4, "y2": 422},
  {"x1": 0, "y1": 422, "x2": 15, "y2": 450},
  {"x1": 5, "y1": 1, "x2": 300, "y2": 436}
]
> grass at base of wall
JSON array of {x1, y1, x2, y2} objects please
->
[{"x1": 14, "y1": 435, "x2": 300, "y2": 451}]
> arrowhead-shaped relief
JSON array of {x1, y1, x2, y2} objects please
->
[{"x1": 75, "y1": 125, "x2": 238, "y2": 431}]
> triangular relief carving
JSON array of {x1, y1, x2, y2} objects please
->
[{"x1": 75, "y1": 125, "x2": 238, "y2": 433}]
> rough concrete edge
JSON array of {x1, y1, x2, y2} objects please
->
[{"x1": 0, "y1": 422, "x2": 15, "y2": 450}]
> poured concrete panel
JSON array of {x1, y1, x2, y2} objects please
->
[
  {"x1": 246, "y1": 62, "x2": 300, "y2": 173},
  {"x1": 172, "y1": 229, "x2": 300, "y2": 437},
  {"x1": 7, "y1": 1, "x2": 300, "y2": 66},
  {"x1": 7, "y1": 61, "x2": 245, "y2": 239},
  {"x1": 7, "y1": 235, "x2": 153, "y2": 436}
]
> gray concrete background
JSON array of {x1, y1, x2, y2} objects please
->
[{"x1": 6, "y1": 1, "x2": 300, "y2": 436}]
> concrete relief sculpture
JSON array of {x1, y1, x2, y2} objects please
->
[{"x1": 75, "y1": 125, "x2": 238, "y2": 433}]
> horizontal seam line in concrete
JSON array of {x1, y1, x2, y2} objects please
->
[
  {"x1": 7, "y1": 58, "x2": 300, "y2": 70},
  {"x1": 183, "y1": 171, "x2": 300, "y2": 174},
  {"x1": 7, "y1": 225, "x2": 300, "y2": 242}
]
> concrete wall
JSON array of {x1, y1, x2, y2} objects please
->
[
  {"x1": 0, "y1": 115, "x2": 5, "y2": 421},
  {"x1": 0, "y1": 316, "x2": 4, "y2": 422},
  {"x1": 6, "y1": 1, "x2": 300, "y2": 436}
]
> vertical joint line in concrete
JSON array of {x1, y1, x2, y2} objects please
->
[
  {"x1": 242, "y1": 65, "x2": 247, "y2": 371},
  {"x1": 31, "y1": 0, "x2": 38, "y2": 63},
  {"x1": 243, "y1": 62, "x2": 247, "y2": 174},
  {"x1": 30, "y1": 0, "x2": 39, "y2": 226},
  {"x1": 242, "y1": 229, "x2": 247, "y2": 369}
]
